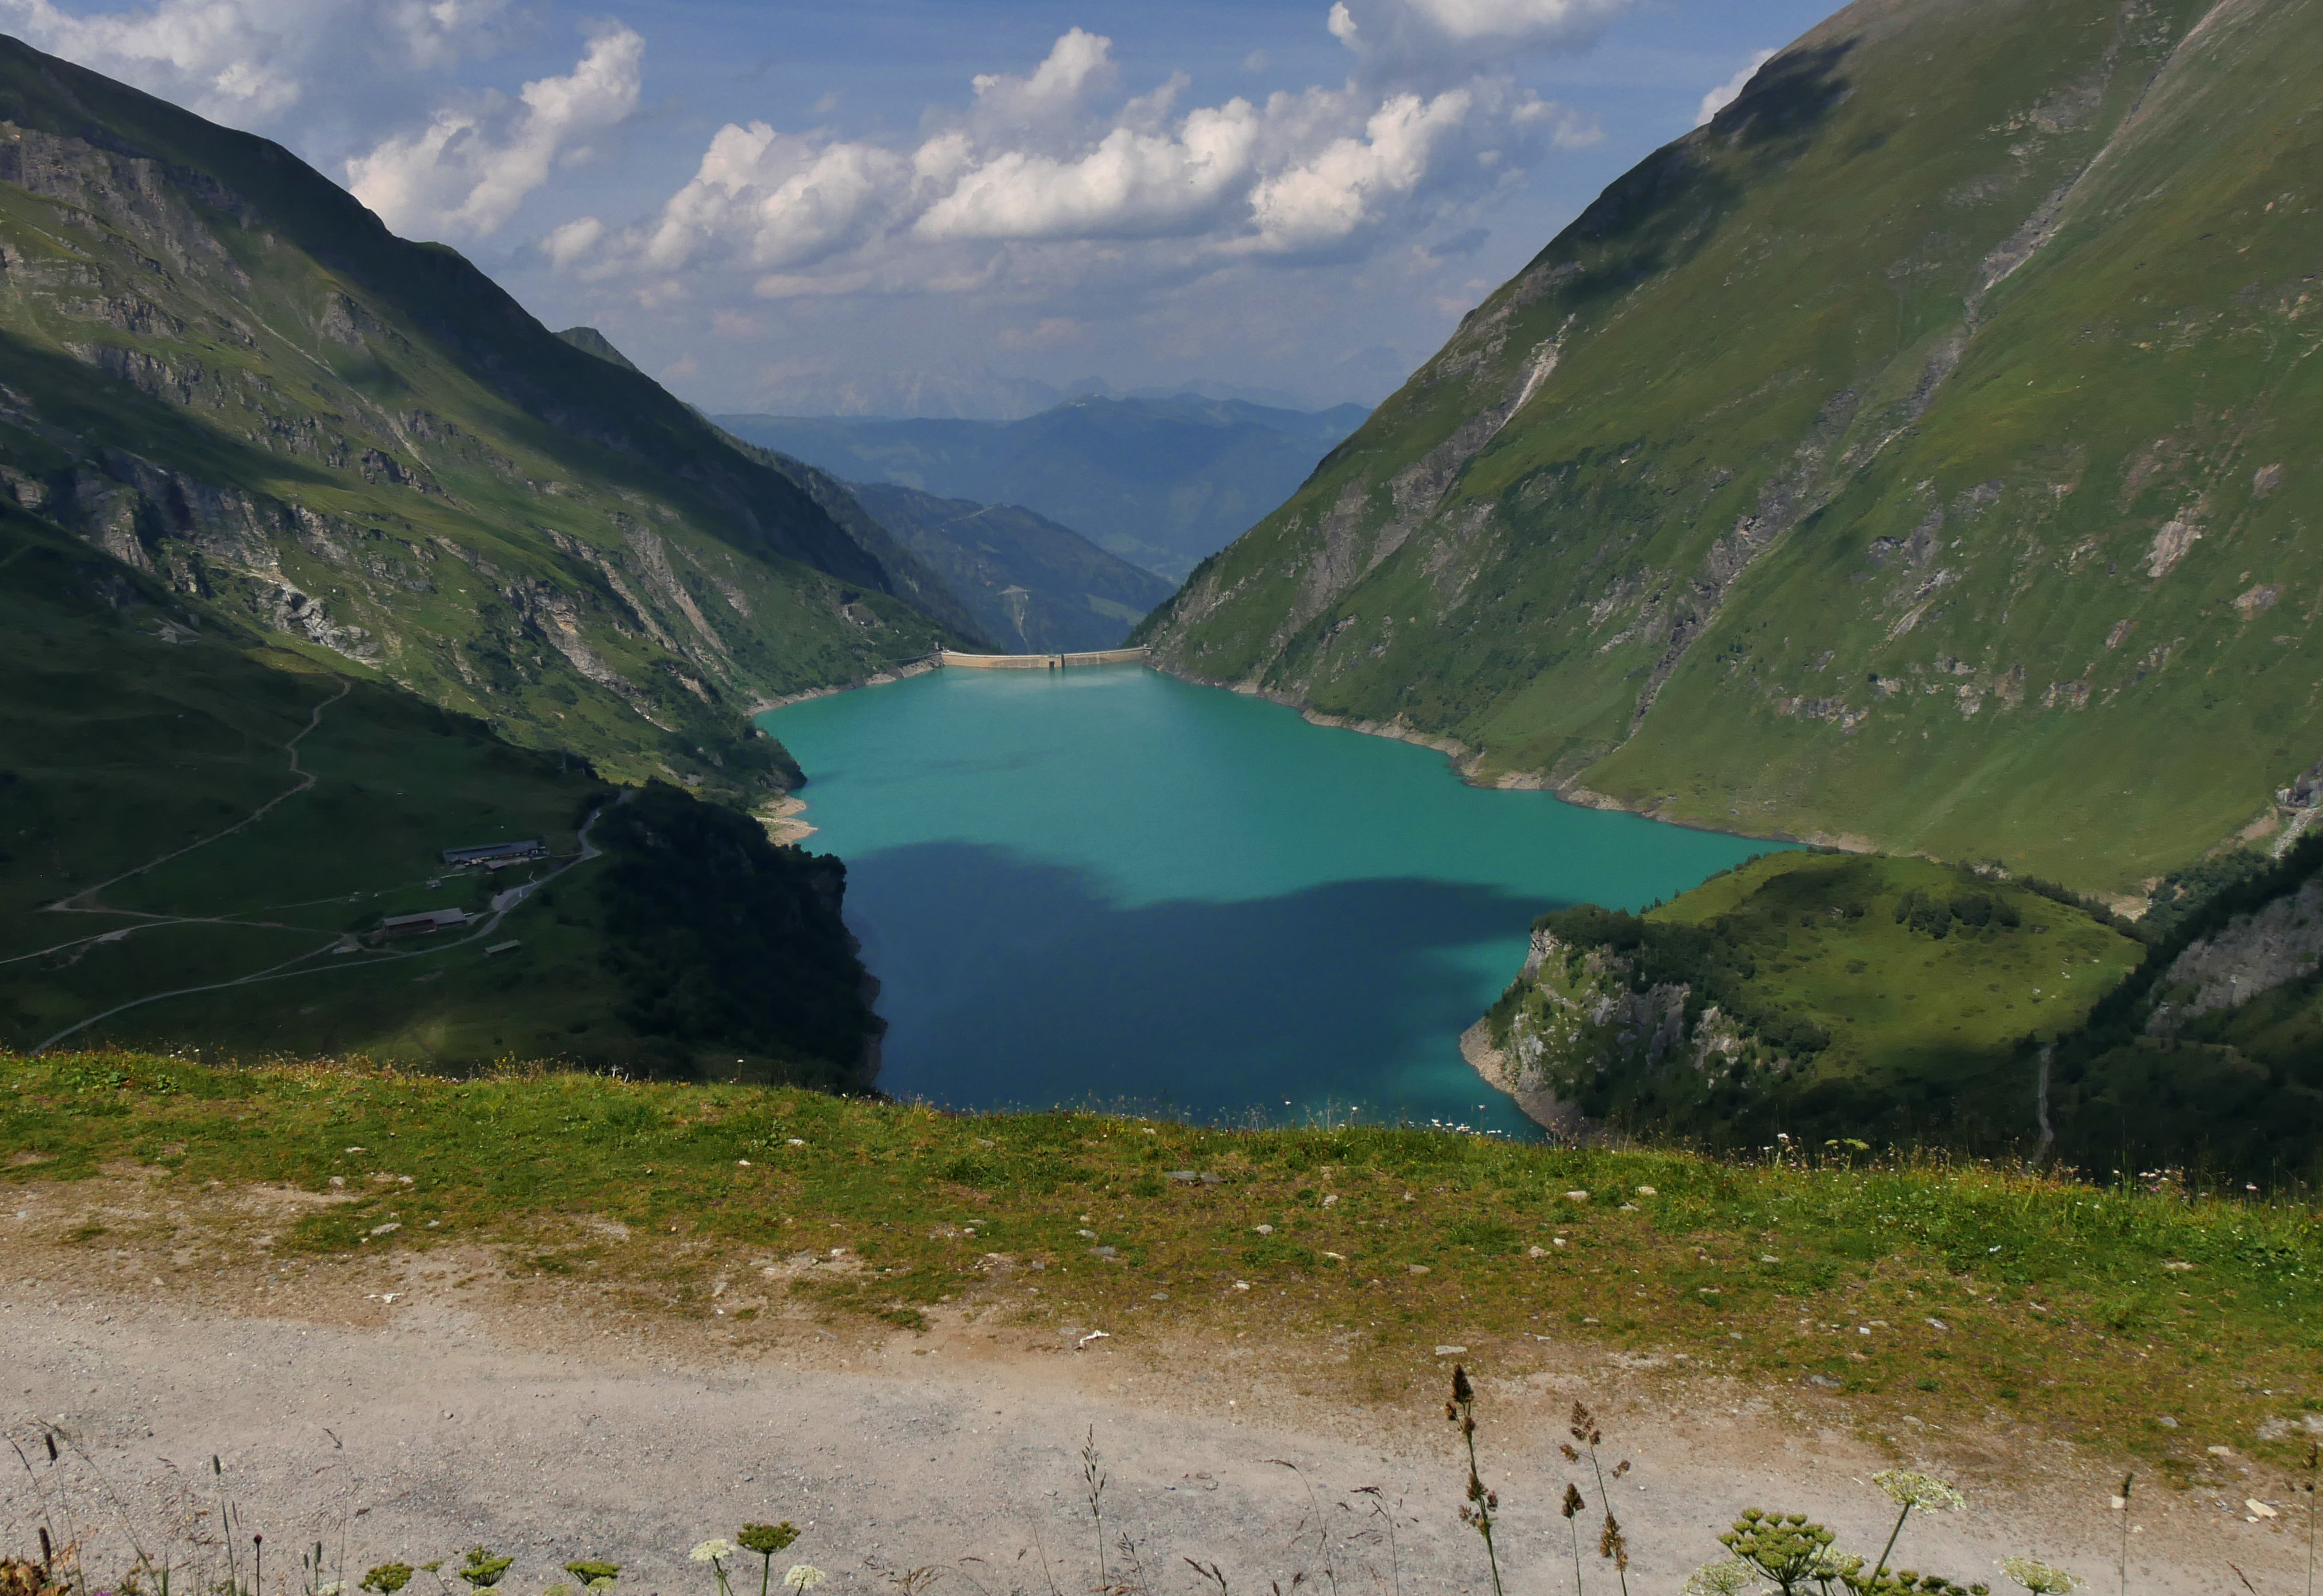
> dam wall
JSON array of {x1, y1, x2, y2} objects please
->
[{"x1": 938, "y1": 648, "x2": 1150, "y2": 670}]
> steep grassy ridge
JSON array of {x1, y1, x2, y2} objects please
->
[
  {"x1": 0, "y1": 504, "x2": 879, "y2": 1080},
  {"x1": 0, "y1": 35, "x2": 959, "y2": 804},
  {"x1": 9, "y1": 1050, "x2": 2321, "y2": 1475},
  {"x1": 1143, "y1": 0, "x2": 2323, "y2": 893}
]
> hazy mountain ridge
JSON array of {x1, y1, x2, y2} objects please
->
[
  {"x1": 847, "y1": 481, "x2": 1175, "y2": 653},
  {"x1": 0, "y1": 33, "x2": 962, "y2": 806},
  {"x1": 718, "y1": 396, "x2": 1372, "y2": 583},
  {"x1": 1139, "y1": 0, "x2": 2323, "y2": 894}
]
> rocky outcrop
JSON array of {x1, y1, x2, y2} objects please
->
[
  {"x1": 1473, "y1": 926, "x2": 1783, "y2": 1134},
  {"x1": 2148, "y1": 877, "x2": 2323, "y2": 1033}
]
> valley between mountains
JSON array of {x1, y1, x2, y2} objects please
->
[
  {"x1": 13, "y1": 0, "x2": 2323, "y2": 1587},
  {"x1": 7, "y1": 0, "x2": 2323, "y2": 1176}
]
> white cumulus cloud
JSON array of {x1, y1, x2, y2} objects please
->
[
  {"x1": 1326, "y1": 0, "x2": 1629, "y2": 82},
  {"x1": 0, "y1": 0, "x2": 518, "y2": 124},
  {"x1": 552, "y1": 19, "x2": 1602, "y2": 297},
  {"x1": 347, "y1": 23, "x2": 643, "y2": 241},
  {"x1": 1697, "y1": 48, "x2": 1777, "y2": 127}
]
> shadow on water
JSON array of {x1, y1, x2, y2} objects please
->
[{"x1": 843, "y1": 841, "x2": 1572, "y2": 1134}]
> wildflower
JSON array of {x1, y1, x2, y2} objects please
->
[
  {"x1": 736, "y1": 1524, "x2": 801, "y2": 1596},
  {"x1": 1721, "y1": 1511, "x2": 1847, "y2": 1591},
  {"x1": 1682, "y1": 1558, "x2": 1757, "y2": 1596},
  {"x1": 692, "y1": 1543, "x2": 737, "y2": 1596},
  {"x1": 360, "y1": 1567, "x2": 414, "y2": 1596},
  {"x1": 319, "y1": 1584, "x2": 346, "y2": 1596},
  {"x1": 459, "y1": 1552, "x2": 515, "y2": 1592},
  {"x1": 2000, "y1": 1559, "x2": 2082, "y2": 1595},
  {"x1": 1866, "y1": 1471, "x2": 1962, "y2": 1583},
  {"x1": 1873, "y1": 1472, "x2": 1966, "y2": 1514},
  {"x1": 782, "y1": 1570, "x2": 825, "y2": 1592}
]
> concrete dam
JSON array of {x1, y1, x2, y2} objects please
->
[{"x1": 937, "y1": 648, "x2": 1150, "y2": 670}]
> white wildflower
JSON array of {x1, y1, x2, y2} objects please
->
[
  {"x1": 690, "y1": 1543, "x2": 736, "y2": 1565},
  {"x1": 782, "y1": 1568, "x2": 826, "y2": 1592},
  {"x1": 1683, "y1": 1557, "x2": 1760, "y2": 1596},
  {"x1": 2001, "y1": 1558, "x2": 2082, "y2": 1595},
  {"x1": 1873, "y1": 1469, "x2": 1965, "y2": 1512}
]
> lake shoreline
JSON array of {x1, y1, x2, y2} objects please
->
[
  {"x1": 1144, "y1": 658, "x2": 1873, "y2": 855},
  {"x1": 760, "y1": 657, "x2": 1773, "y2": 1134},
  {"x1": 745, "y1": 655, "x2": 942, "y2": 720},
  {"x1": 1458, "y1": 1018, "x2": 1600, "y2": 1142}
]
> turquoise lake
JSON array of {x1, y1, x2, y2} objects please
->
[{"x1": 759, "y1": 665, "x2": 1773, "y2": 1136}]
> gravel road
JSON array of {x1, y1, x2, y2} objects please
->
[{"x1": 2, "y1": 1187, "x2": 2298, "y2": 1596}]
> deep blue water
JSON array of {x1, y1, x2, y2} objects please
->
[{"x1": 760, "y1": 666, "x2": 1774, "y2": 1136}]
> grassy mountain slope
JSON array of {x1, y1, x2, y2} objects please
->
[
  {"x1": 1141, "y1": 0, "x2": 2323, "y2": 894},
  {"x1": 554, "y1": 324, "x2": 640, "y2": 373},
  {"x1": 0, "y1": 34, "x2": 960, "y2": 807},
  {"x1": 1482, "y1": 852, "x2": 2150, "y2": 1156},
  {"x1": 0, "y1": 502, "x2": 880, "y2": 1081},
  {"x1": 718, "y1": 397, "x2": 1371, "y2": 582},
  {"x1": 848, "y1": 481, "x2": 1176, "y2": 652},
  {"x1": 1484, "y1": 828, "x2": 2323, "y2": 1178}
]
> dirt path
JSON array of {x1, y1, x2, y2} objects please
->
[
  {"x1": 46, "y1": 677, "x2": 353, "y2": 917},
  {"x1": 1, "y1": 1183, "x2": 2298, "y2": 1596},
  {"x1": 23, "y1": 792, "x2": 621, "y2": 1054}
]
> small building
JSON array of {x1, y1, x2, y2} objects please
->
[
  {"x1": 378, "y1": 907, "x2": 472, "y2": 938},
  {"x1": 440, "y1": 839, "x2": 546, "y2": 868}
]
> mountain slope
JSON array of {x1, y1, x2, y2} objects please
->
[
  {"x1": 846, "y1": 482, "x2": 1175, "y2": 652},
  {"x1": 555, "y1": 324, "x2": 640, "y2": 373},
  {"x1": 0, "y1": 500, "x2": 881, "y2": 1082},
  {"x1": 1140, "y1": 0, "x2": 2323, "y2": 894},
  {"x1": 1477, "y1": 851, "x2": 2148, "y2": 1156},
  {"x1": 718, "y1": 396, "x2": 1371, "y2": 582},
  {"x1": 0, "y1": 33, "x2": 960, "y2": 806}
]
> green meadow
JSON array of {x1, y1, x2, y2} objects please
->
[{"x1": 8, "y1": 1050, "x2": 2319, "y2": 1483}]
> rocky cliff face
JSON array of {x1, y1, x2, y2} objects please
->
[
  {"x1": 1480, "y1": 925, "x2": 1774, "y2": 1136},
  {"x1": 2149, "y1": 876, "x2": 2323, "y2": 1031},
  {"x1": 0, "y1": 42, "x2": 956, "y2": 802},
  {"x1": 1141, "y1": 0, "x2": 2323, "y2": 892}
]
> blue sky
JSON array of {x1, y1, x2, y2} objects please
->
[{"x1": 2, "y1": 0, "x2": 1839, "y2": 413}]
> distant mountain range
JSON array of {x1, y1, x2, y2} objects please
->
[
  {"x1": 716, "y1": 396, "x2": 1371, "y2": 583},
  {"x1": 846, "y1": 484, "x2": 1174, "y2": 654},
  {"x1": 736, "y1": 368, "x2": 1346, "y2": 423}
]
